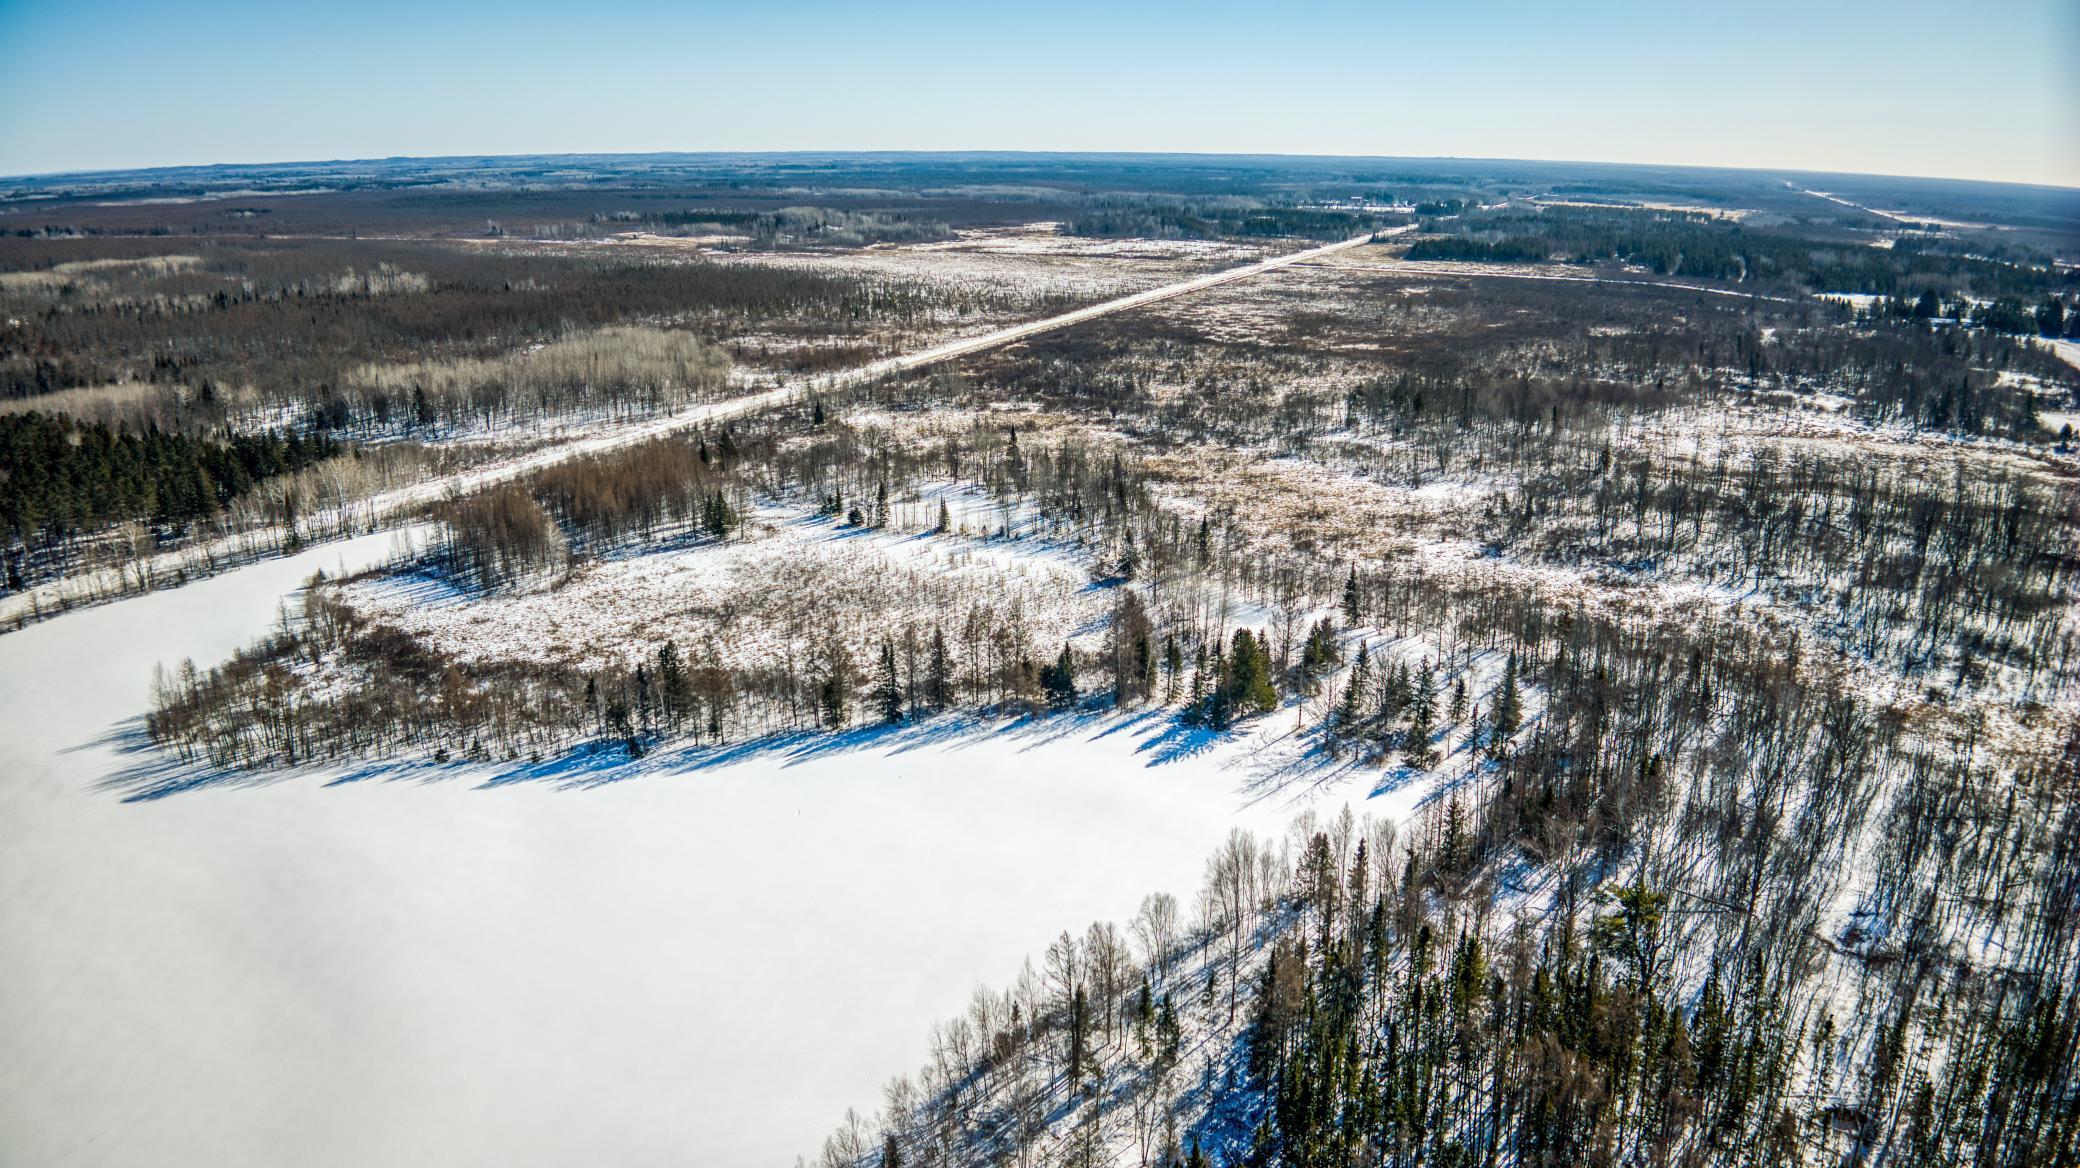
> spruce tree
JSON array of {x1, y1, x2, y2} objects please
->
[
  {"x1": 1341, "y1": 642, "x2": 1372, "y2": 726},
  {"x1": 1403, "y1": 686, "x2": 1435, "y2": 769},
  {"x1": 876, "y1": 638, "x2": 903, "y2": 724},
  {"x1": 1041, "y1": 643, "x2": 1077, "y2": 706},
  {"x1": 659, "y1": 641, "x2": 690, "y2": 730},
  {"x1": 1494, "y1": 652, "x2": 1523, "y2": 735},
  {"x1": 926, "y1": 627, "x2": 951, "y2": 711},
  {"x1": 1224, "y1": 628, "x2": 1277, "y2": 718}
]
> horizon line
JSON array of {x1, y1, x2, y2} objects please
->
[{"x1": 4, "y1": 147, "x2": 2075, "y2": 194}]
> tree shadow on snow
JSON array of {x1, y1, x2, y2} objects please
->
[{"x1": 90, "y1": 700, "x2": 1305, "y2": 801}]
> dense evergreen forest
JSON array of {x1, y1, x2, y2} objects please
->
[{"x1": 0, "y1": 411, "x2": 336, "y2": 549}]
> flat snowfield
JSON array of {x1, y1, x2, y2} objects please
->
[{"x1": 0, "y1": 542, "x2": 1351, "y2": 1166}]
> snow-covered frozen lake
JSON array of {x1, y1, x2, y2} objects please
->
[{"x1": 0, "y1": 536, "x2": 1377, "y2": 1166}]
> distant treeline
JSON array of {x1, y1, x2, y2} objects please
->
[
  {"x1": 0, "y1": 410, "x2": 338, "y2": 547},
  {"x1": 1065, "y1": 199, "x2": 1405, "y2": 242},
  {"x1": 1409, "y1": 206, "x2": 2077, "y2": 299},
  {"x1": 567, "y1": 206, "x2": 955, "y2": 248}
]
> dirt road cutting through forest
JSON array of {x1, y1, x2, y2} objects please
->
[{"x1": 1, "y1": 230, "x2": 1395, "y2": 630}]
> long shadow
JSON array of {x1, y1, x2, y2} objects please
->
[{"x1": 89, "y1": 699, "x2": 1284, "y2": 801}]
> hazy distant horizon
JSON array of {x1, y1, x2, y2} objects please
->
[
  {"x1": 4, "y1": 147, "x2": 2075, "y2": 194},
  {"x1": 3, "y1": 0, "x2": 2074, "y2": 188}
]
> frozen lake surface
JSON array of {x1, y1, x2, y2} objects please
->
[{"x1": 0, "y1": 536, "x2": 1384, "y2": 1166}]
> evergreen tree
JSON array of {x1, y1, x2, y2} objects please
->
[
  {"x1": 925, "y1": 627, "x2": 951, "y2": 711},
  {"x1": 659, "y1": 641, "x2": 690, "y2": 729},
  {"x1": 702, "y1": 491, "x2": 735, "y2": 539},
  {"x1": 1403, "y1": 683, "x2": 1435, "y2": 769},
  {"x1": 1494, "y1": 652, "x2": 1523, "y2": 735},
  {"x1": 1041, "y1": 643, "x2": 1077, "y2": 706},
  {"x1": 1342, "y1": 567, "x2": 1361, "y2": 625},
  {"x1": 1341, "y1": 642, "x2": 1372, "y2": 726},
  {"x1": 876, "y1": 638, "x2": 903, "y2": 724},
  {"x1": 1221, "y1": 628, "x2": 1277, "y2": 722}
]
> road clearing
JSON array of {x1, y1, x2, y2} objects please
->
[{"x1": 1, "y1": 231, "x2": 1390, "y2": 631}]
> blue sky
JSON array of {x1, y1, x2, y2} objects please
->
[{"x1": 2, "y1": 0, "x2": 2074, "y2": 185}]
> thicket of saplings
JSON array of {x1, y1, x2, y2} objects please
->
[{"x1": 1404, "y1": 203, "x2": 2079, "y2": 305}]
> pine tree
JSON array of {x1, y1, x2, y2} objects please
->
[
  {"x1": 874, "y1": 480, "x2": 889, "y2": 528},
  {"x1": 1342, "y1": 567, "x2": 1361, "y2": 624},
  {"x1": 1494, "y1": 652, "x2": 1523, "y2": 735},
  {"x1": 659, "y1": 641, "x2": 690, "y2": 730},
  {"x1": 876, "y1": 638, "x2": 903, "y2": 724},
  {"x1": 926, "y1": 627, "x2": 951, "y2": 711},
  {"x1": 1041, "y1": 643, "x2": 1077, "y2": 706},
  {"x1": 1403, "y1": 685, "x2": 1435, "y2": 769},
  {"x1": 1223, "y1": 628, "x2": 1277, "y2": 720},
  {"x1": 702, "y1": 491, "x2": 734, "y2": 539},
  {"x1": 1341, "y1": 642, "x2": 1372, "y2": 726},
  {"x1": 936, "y1": 498, "x2": 951, "y2": 534}
]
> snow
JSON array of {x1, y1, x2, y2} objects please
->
[
  {"x1": 338, "y1": 490, "x2": 1104, "y2": 676},
  {"x1": 0, "y1": 233, "x2": 1378, "y2": 634},
  {"x1": 2034, "y1": 335, "x2": 2080, "y2": 375},
  {"x1": 0, "y1": 533, "x2": 1388, "y2": 1167}
]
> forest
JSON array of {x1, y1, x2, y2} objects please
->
[
  {"x1": 1064, "y1": 198, "x2": 1407, "y2": 242},
  {"x1": 1407, "y1": 204, "x2": 2080, "y2": 304},
  {"x1": 7, "y1": 154, "x2": 2077, "y2": 1164},
  {"x1": 0, "y1": 410, "x2": 337, "y2": 553}
]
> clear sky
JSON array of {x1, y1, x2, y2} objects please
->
[{"x1": 2, "y1": 0, "x2": 2075, "y2": 186}]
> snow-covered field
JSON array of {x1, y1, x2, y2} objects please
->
[
  {"x1": 0, "y1": 534, "x2": 1379, "y2": 1166},
  {"x1": 341, "y1": 489, "x2": 1100, "y2": 676}
]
